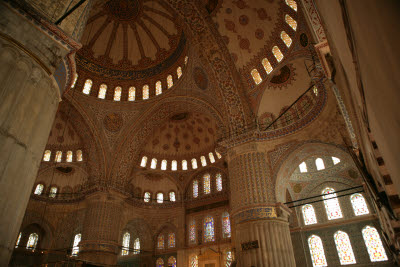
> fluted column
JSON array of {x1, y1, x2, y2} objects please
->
[
  {"x1": 226, "y1": 142, "x2": 295, "y2": 266},
  {"x1": 79, "y1": 191, "x2": 124, "y2": 265}
]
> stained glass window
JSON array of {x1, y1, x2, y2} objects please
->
[
  {"x1": 82, "y1": 79, "x2": 92, "y2": 95},
  {"x1": 262, "y1": 58, "x2": 273, "y2": 74},
  {"x1": 98, "y1": 84, "x2": 107, "y2": 99},
  {"x1": 168, "y1": 233, "x2": 175, "y2": 248},
  {"x1": 251, "y1": 69, "x2": 262, "y2": 85},
  {"x1": 156, "y1": 258, "x2": 164, "y2": 267},
  {"x1": 43, "y1": 150, "x2": 51, "y2": 161},
  {"x1": 66, "y1": 151, "x2": 73, "y2": 162},
  {"x1": 302, "y1": 204, "x2": 317, "y2": 225},
  {"x1": 362, "y1": 226, "x2": 388, "y2": 262},
  {"x1": 193, "y1": 180, "x2": 199, "y2": 198},
  {"x1": 209, "y1": 152, "x2": 215, "y2": 163},
  {"x1": 322, "y1": 187, "x2": 343, "y2": 220},
  {"x1": 351, "y1": 193, "x2": 369, "y2": 216},
  {"x1": 114, "y1": 86, "x2": 122, "y2": 101},
  {"x1": 71, "y1": 74, "x2": 78, "y2": 88},
  {"x1": 55, "y1": 151, "x2": 62, "y2": 162},
  {"x1": 169, "y1": 191, "x2": 176, "y2": 202},
  {"x1": 49, "y1": 187, "x2": 58, "y2": 198},
  {"x1": 128, "y1": 86, "x2": 136, "y2": 101},
  {"x1": 191, "y1": 158, "x2": 198, "y2": 169},
  {"x1": 26, "y1": 233, "x2": 38, "y2": 250},
  {"x1": 122, "y1": 232, "x2": 130, "y2": 255},
  {"x1": 134, "y1": 238, "x2": 140, "y2": 254},
  {"x1": 156, "y1": 81, "x2": 162, "y2": 95},
  {"x1": 177, "y1": 66, "x2": 183, "y2": 78},
  {"x1": 15, "y1": 232, "x2": 21, "y2": 248},
  {"x1": 334, "y1": 230, "x2": 356, "y2": 265},
  {"x1": 308, "y1": 235, "x2": 327, "y2": 267},
  {"x1": 182, "y1": 160, "x2": 188, "y2": 170},
  {"x1": 272, "y1": 46, "x2": 284, "y2": 62},
  {"x1": 140, "y1": 156, "x2": 148, "y2": 167},
  {"x1": 34, "y1": 184, "x2": 44, "y2": 195},
  {"x1": 144, "y1": 192, "x2": 151, "y2": 202},
  {"x1": 203, "y1": 173, "x2": 211, "y2": 194},
  {"x1": 157, "y1": 235, "x2": 164, "y2": 249},
  {"x1": 222, "y1": 212, "x2": 231, "y2": 238},
  {"x1": 76, "y1": 150, "x2": 83, "y2": 161},
  {"x1": 204, "y1": 216, "x2": 215, "y2": 242},
  {"x1": 72, "y1": 233, "x2": 81, "y2": 256},
  {"x1": 168, "y1": 256, "x2": 177, "y2": 267},
  {"x1": 189, "y1": 220, "x2": 196, "y2": 243},
  {"x1": 226, "y1": 250, "x2": 234, "y2": 267},
  {"x1": 299, "y1": 162, "x2": 307, "y2": 173},
  {"x1": 200, "y1": 156, "x2": 207, "y2": 167},
  {"x1": 332, "y1": 157, "x2": 341, "y2": 165},
  {"x1": 216, "y1": 173, "x2": 223, "y2": 191},
  {"x1": 316, "y1": 158, "x2": 325, "y2": 170},
  {"x1": 167, "y1": 75, "x2": 173, "y2": 88},
  {"x1": 190, "y1": 255, "x2": 198, "y2": 267},
  {"x1": 281, "y1": 31, "x2": 292, "y2": 47},
  {"x1": 285, "y1": 14, "x2": 297, "y2": 31},
  {"x1": 215, "y1": 150, "x2": 222, "y2": 159},
  {"x1": 151, "y1": 158, "x2": 157, "y2": 169},
  {"x1": 143, "y1": 85, "x2": 149, "y2": 100},
  {"x1": 157, "y1": 192, "x2": 164, "y2": 203},
  {"x1": 285, "y1": 0, "x2": 297, "y2": 11},
  {"x1": 313, "y1": 86, "x2": 318, "y2": 96},
  {"x1": 161, "y1": 159, "x2": 167, "y2": 170},
  {"x1": 171, "y1": 160, "x2": 177, "y2": 171}
]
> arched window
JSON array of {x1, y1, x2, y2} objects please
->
[
  {"x1": 34, "y1": 184, "x2": 44, "y2": 195},
  {"x1": 191, "y1": 158, "x2": 198, "y2": 169},
  {"x1": 55, "y1": 151, "x2": 62, "y2": 162},
  {"x1": 332, "y1": 157, "x2": 340, "y2": 165},
  {"x1": 334, "y1": 230, "x2": 356, "y2": 265},
  {"x1": 66, "y1": 151, "x2": 73, "y2": 162},
  {"x1": 177, "y1": 66, "x2": 182, "y2": 78},
  {"x1": 171, "y1": 160, "x2": 177, "y2": 171},
  {"x1": 203, "y1": 173, "x2": 211, "y2": 194},
  {"x1": 185, "y1": 56, "x2": 188, "y2": 65},
  {"x1": 262, "y1": 58, "x2": 273, "y2": 74},
  {"x1": 168, "y1": 256, "x2": 177, "y2": 267},
  {"x1": 161, "y1": 159, "x2": 167, "y2": 170},
  {"x1": 142, "y1": 85, "x2": 149, "y2": 100},
  {"x1": 157, "y1": 235, "x2": 164, "y2": 249},
  {"x1": 157, "y1": 193, "x2": 164, "y2": 203},
  {"x1": 167, "y1": 75, "x2": 173, "y2": 88},
  {"x1": 222, "y1": 212, "x2": 231, "y2": 238},
  {"x1": 315, "y1": 158, "x2": 325, "y2": 170},
  {"x1": 216, "y1": 173, "x2": 223, "y2": 191},
  {"x1": 15, "y1": 232, "x2": 21, "y2": 248},
  {"x1": 134, "y1": 238, "x2": 140, "y2": 254},
  {"x1": 26, "y1": 233, "x2": 39, "y2": 250},
  {"x1": 285, "y1": 0, "x2": 297, "y2": 11},
  {"x1": 272, "y1": 46, "x2": 284, "y2": 62},
  {"x1": 140, "y1": 156, "x2": 148, "y2": 167},
  {"x1": 215, "y1": 150, "x2": 222, "y2": 159},
  {"x1": 49, "y1": 187, "x2": 58, "y2": 198},
  {"x1": 308, "y1": 235, "x2": 327, "y2": 267},
  {"x1": 128, "y1": 86, "x2": 136, "y2": 101},
  {"x1": 82, "y1": 79, "x2": 92, "y2": 95},
  {"x1": 43, "y1": 150, "x2": 51, "y2": 161},
  {"x1": 189, "y1": 220, "x2": 196, "y2": 243},
  {"x1": 168, "y1": 233, "x2": 175, "y2": 248},
  {"x1": 251, "y1": 69, "x2": 263, "y2": 85},
  {"x1": 285, "y1": 14, "x2": 297, "y2": 31},
  {"x1": 156, "y1": 258, "x2": 164, "y2": 267},
  {"x1": 72, "y1": 233, "x2": 81, "y2": 256},
  {"x1": 322, "y1": 188, "x2": 343, "y2": 220},
  {"x1": 190, "y1": 255, "x2": 198, "y2": 267},
  {"x1": 71, "y1": 74, "x2": 78, "y2": 88},
  {"x1": 193, "y1": 180, "x2": 199, "y2": 198},
  {"x1": 114, "y1": 86, "x2": 122, "y2": 101},
  {"x1": 225, "y1": 250, "x2": 234, "y2": 267},
  {"x1": 182, "y1": 160, "x2": 188, "y2": 170},
  {"x1": 281, "y1": 31, "x2": 292, "y2": 47},
  {"x1": 200, "y1": 156, "x2": 207, "y2": 167},
  {"x1": 155, "y1": 81, "x2": 162, "y2": 95},
  {"x1": 208, "y1": 152, "x2": 215, "y2": 163},
  {"x1": 351, "y1": 193, "x2": 369, "y2": 216},
  {"x1": 204, "y1": 216, "x2": 215, "y2": 242},
  {"x1": 76, "y1": 150, "x2": 83, "y2": 161},
  {"x1": 144, "y1": 192, "x2": 151, "y2": 202},
  {"x1": 98, "y1": 84, "x2": 107, "y2": 99},
  {"x1": 302, "y1": 204, "x2": 317, "y2": 225},
  {"x1": 362, "y1": 226, "x2": 388, "y2": 262},
  {"x1": 150, "y1": 158, "x2": 157, "y2": 169},
  {"x1": 313, "y1": 86, "x2": 318, "y2": 96},
  {"x1": 169, "y1": 191, "x2": 176, "y2": 202},
  {"x1": 299, "y1": 162, "x2": 307, "y2": 173}
]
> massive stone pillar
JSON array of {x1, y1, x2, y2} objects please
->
[
  {"x1": 226, "y1": 142, "x2": 295, "y2": 267},
  {"x1": 79, "y1": 191, "x2": 124, "y2": 265},
  {"x1": 0, "y1": 2, "x2": 81, "y2": 264}
]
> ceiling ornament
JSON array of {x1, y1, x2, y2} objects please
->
[{"x1": 103, "y1": 112, "x2": 123, "y2": 132}]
